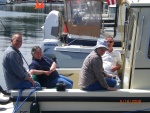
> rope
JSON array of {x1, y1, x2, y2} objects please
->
[
  {"x1": 20, "y1": 52, "x2": 29, "y2": 67},
  {"x1": 123, "y1": 107, "x2": 150, "y2": 113},
  {"x1": 13, "y1": 88, "x2": 37, "y2": 113},
  {"x1": 67, "y1": 37, "x2": 78, "y2": 45},
  {"x1": 0, "y1": 19, "x2": 7, "y2": 30}
]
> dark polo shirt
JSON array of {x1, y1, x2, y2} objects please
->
[{"x1": 29, "y1": 56, "x2": 59, "y2": 85}]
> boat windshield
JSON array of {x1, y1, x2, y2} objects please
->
[{"x1": 65, "y1": 0, "x2": 102, "y2": 27}]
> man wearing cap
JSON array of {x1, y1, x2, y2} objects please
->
[{"x1": 78, "y1": 39, "x2": 117, "y2": 91}]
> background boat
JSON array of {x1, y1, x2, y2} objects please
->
[{"x1": 41, "y1": 0, "x2": 122, "y2": 68}]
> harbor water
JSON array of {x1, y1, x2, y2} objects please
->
[{"x1": 0, "y1": 3, "x2": 64, "y2": 89}]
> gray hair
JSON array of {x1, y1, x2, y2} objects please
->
[
  {"x1": 11, "y1": 32, "x2": 22, "y2": 41},
  {"x1": 31, "y1": 46, "x2": 41, "y2": 56},
  {"x1": 106, "y1": 36, "x2": 114, "y2": 41}
]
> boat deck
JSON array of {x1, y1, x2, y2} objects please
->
[{"x1": 2, "y1": 88, "x2": 150, "y2": 112}]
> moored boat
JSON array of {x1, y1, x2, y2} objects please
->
[
  {"x1": 41, "y1": 0, "x2": 122, "y2": 68},
  {"x1": 7, "y1": 0, "x2": 150, "y2": 112}
]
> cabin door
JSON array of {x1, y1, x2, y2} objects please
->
[
  {"x1": 130, "y1": 8, "x2": 150, "y2": 89},
  {"x1": 122, "y1": 9, "x2": 139, "y2": 89}
]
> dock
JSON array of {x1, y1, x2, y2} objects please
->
[{"x1": 0, "y1": 93, "x2": 13, "y2": 113}]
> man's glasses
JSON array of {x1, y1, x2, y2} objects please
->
[{"x1": 107, "y1": 41, "x2": 113, "y2": 43}]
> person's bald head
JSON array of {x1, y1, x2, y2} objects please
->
[{"x1": 11, "y1": 33, "x2": 22, "y2": 49}]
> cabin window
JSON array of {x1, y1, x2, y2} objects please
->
[
  {"x1": 104, "y1": 4, "x2": 108, "y2": 10},
  {"x1": 124, "y1": 8, "x2": 130, "y2": 47},
  {"x1": 103, "y1": 3, "x2": 108, "y2": 14},
  {"x1": 125, "y1": 9, "x2": 135, "y2": 60},
  {"x1": 51, "y1": 27, "x2": 58, "y2": 37},
  {"x1": 109, "y1": 7, "x2": 116, "y2": 14}
]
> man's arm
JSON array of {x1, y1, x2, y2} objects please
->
[
  {"x1": 49, "y1": 62, "x2": 57, "y2": 72},
  {"x1": 92, "y1": 57, "x2": 109, "y2": 89},
  {"x1": 43, "y1": 56, "x2": 57, "y2": 73},
  {"x1": 9, "y1": 51, "x2": 29, "y2": 80},
  {"x1": 111, "y1": 51, "x2": 122, "y2": 72},
  {"x1": 92, "y1": 57, "x2": 117, "y2": 91},
  {"x1": 29, "y1": 69, "x2": 50, "y2": 76},
  {"x1": 111, "y1": 64, "x2": 121, "y2": 72}
]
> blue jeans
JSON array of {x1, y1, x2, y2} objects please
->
[
  {"x1": 83, "y1": 78, "x2": 116, "y2": 91},
  {"x1": 43, "y1": 75, "x2": 73, "y2": 89},
  {"x1": 14, "y1": 80, "x2": 41, "y2": 90}
]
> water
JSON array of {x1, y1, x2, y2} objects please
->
[{"x1": 0, "y1": 3, "x2": 64, "y2": 89}]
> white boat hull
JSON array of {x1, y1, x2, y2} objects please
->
[{"x1": 10, "y1": 89, "x2": 150, "y2": 113}]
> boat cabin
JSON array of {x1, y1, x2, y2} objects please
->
[
  {"x1": 10, "y1": 0, "x2": 150, "y2": 112},
  {"x1": 122, "y1": 0, "x2": 150, "y2": 89}
]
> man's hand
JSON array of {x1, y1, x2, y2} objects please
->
[
  {"x1": 29, "y1": 78, "x2": 36, "y2": 87},
  {"x1": 25, "y1": 76, "x2": 36, "y2": 87},
  {"x1": 111, "y1": 66, "x2": 118, "y2": 72},
  {"x1": 107, "y1": 74, "x2": 113, "y2": 78},
  {"x1": 43, "y1": 71, "x2": 52, "y2": 76}
]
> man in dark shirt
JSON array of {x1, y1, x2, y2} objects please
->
[{"x1": 29, "y1": 46, "x2": 73, "y2": 89}]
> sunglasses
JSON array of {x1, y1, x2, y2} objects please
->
[{"x1": 107, "y1": 41, "x2": 113, "y2": 43}]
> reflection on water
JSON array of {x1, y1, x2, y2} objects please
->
[
  {"x1": 0, "y1": 3, "x2": 64, "y2": 37},
  {"x1": 0, "y1": 3, "x2": 64, "y2": 89}
]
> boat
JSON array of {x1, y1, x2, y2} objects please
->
[
  {"x1": 40, "y1": 10, "x2": 95, "y2": 68},
  {"x1": 5, "y1": 0, "x2": 150, "y2": 112},
  {"x1": 41, "y1": 0, "x2": 122, "y2": 68},
  {"x1": 65, "y1": 1, "x2": 121, "y2": 47},
  {"x1": 54, "y1": 45, "x2": 121, "y2": 68}
]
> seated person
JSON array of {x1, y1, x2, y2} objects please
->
[
  {"x1": 2, "y1": 33, "x2": 41, "y2": 90},
  {"x1": 29, "y1": 46, "x2": 73, "y2": 89},
  {"x1": 71, "y1": 13, "x2": 82, "y2": 25},
  {"x1": 102, "y1": 36, "x2": 122, "y2": 82},
  {"x1": 78, "y1": 39, "x2": 117, "y2": 91}
]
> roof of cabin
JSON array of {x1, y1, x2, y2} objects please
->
[{"x1": 126, "y1": 0, "x2": 150, "y2": 7}]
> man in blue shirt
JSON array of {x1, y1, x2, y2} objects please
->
[
  {"x1": 29, "y1": 46, "x2": 73, "y2": 89},
  {"x1": 2, "y1": 33, "x2": 41, "y2": 90}
]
